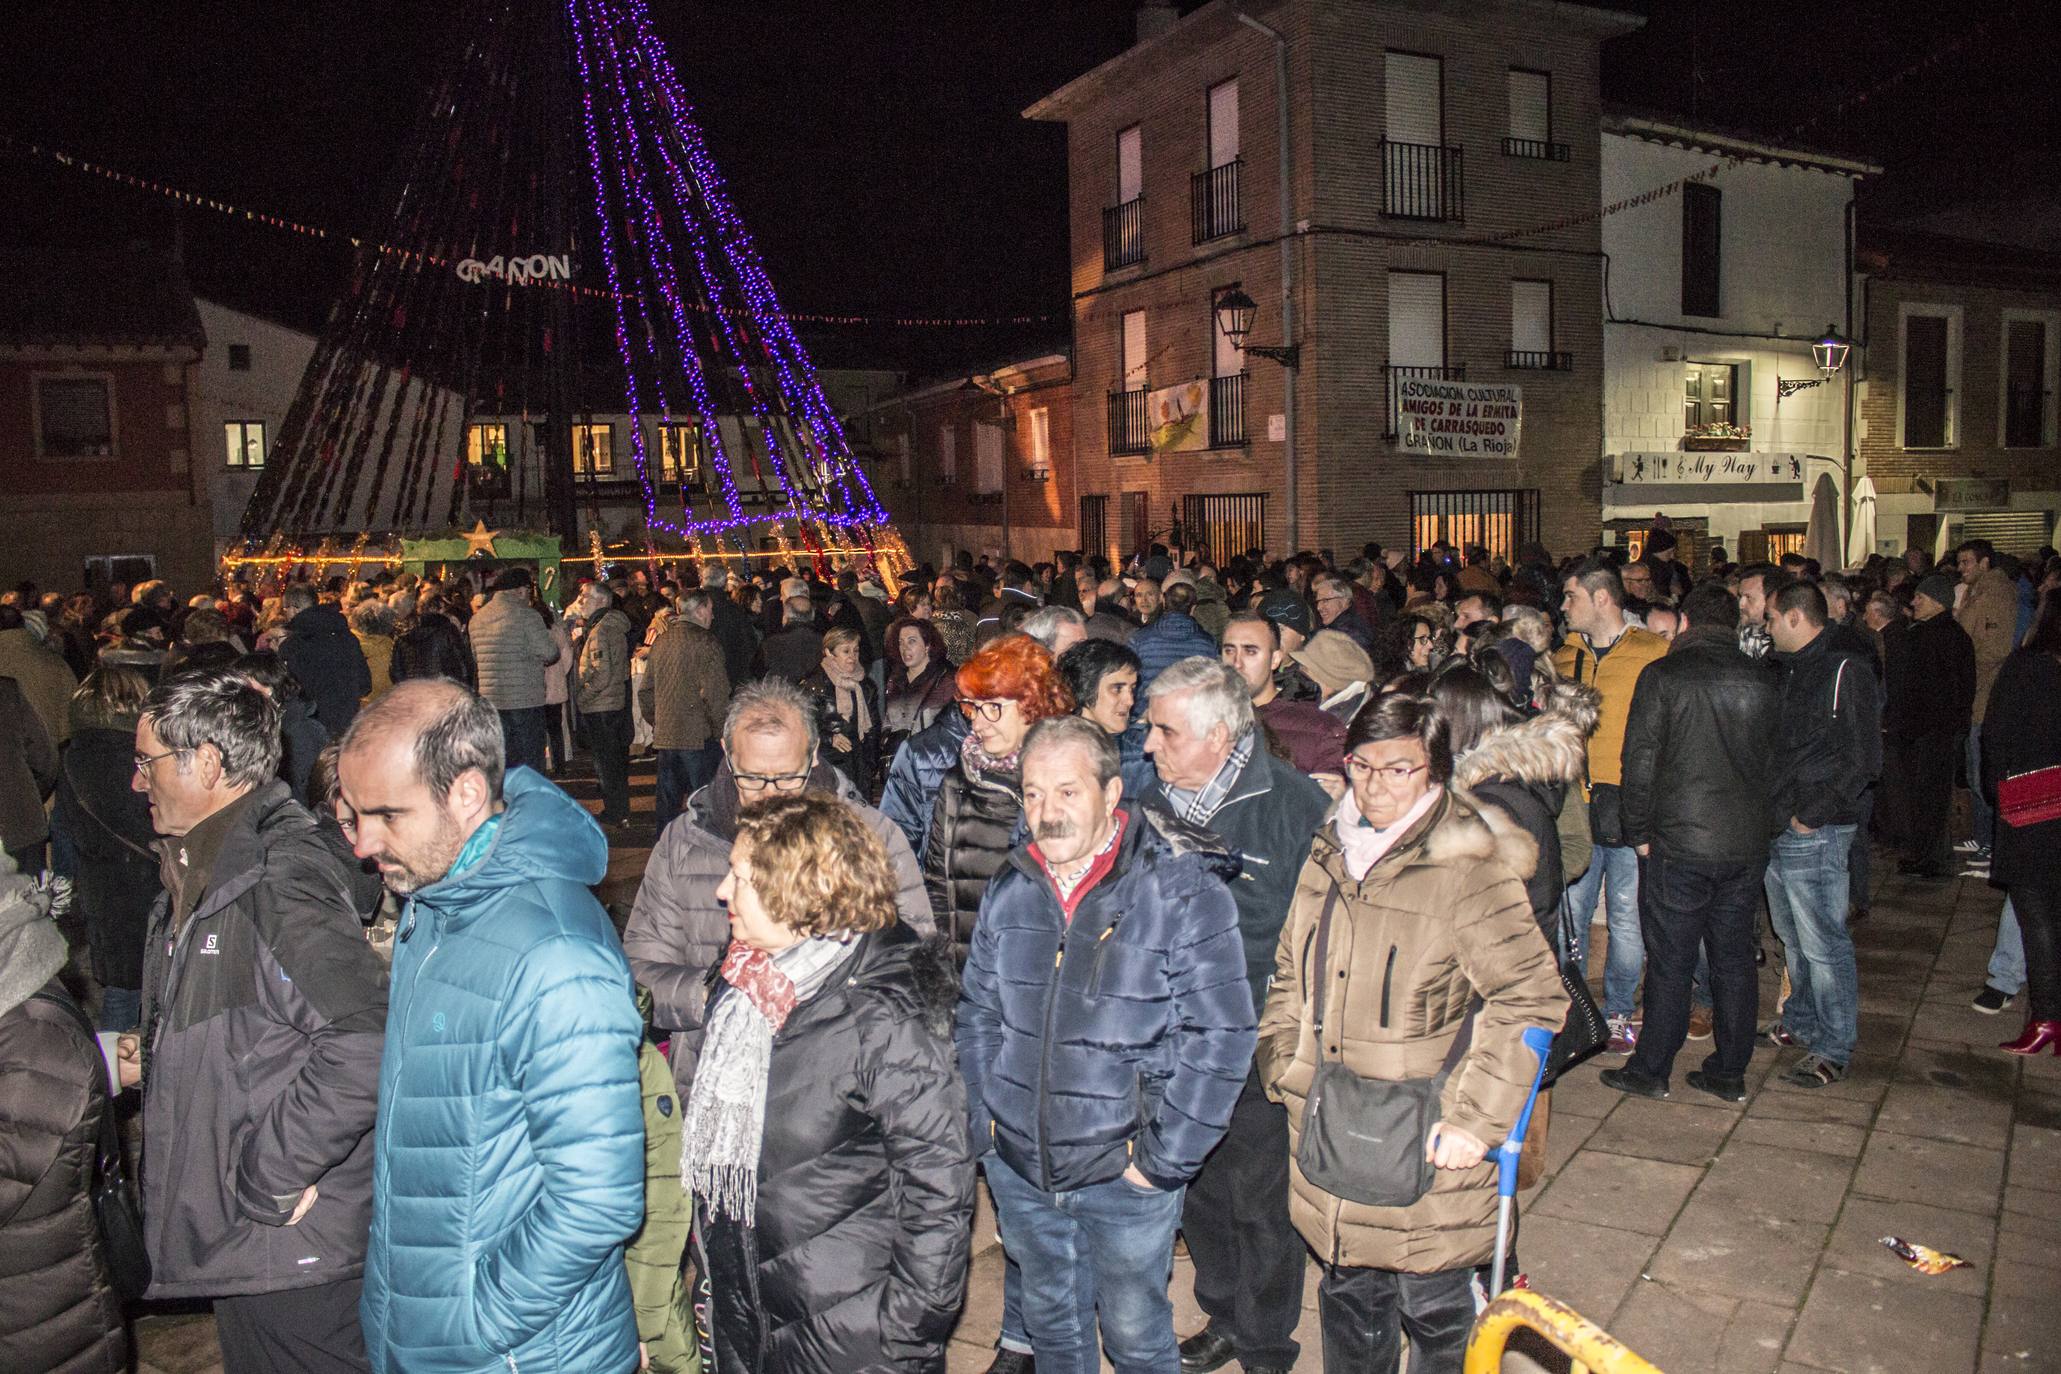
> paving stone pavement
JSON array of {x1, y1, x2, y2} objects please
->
[{"x1": 132, "y1": 762, "x2": 2054, "y2": 1372}]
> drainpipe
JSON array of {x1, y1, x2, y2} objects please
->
[
  {"x1": 1842, "y1": 193, "x2": 1857, "y2": 563},
  {"x1": 1234, "y1": 3, "x2": 1299, "y2": 553}
]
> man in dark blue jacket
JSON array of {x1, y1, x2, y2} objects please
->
[
  {"x1": 1137, "y1": 658, "x2": 1325, "y2": 1374},
  {"x1": 1764, "y1": 581, "x2": 1880, "y2": 1088},
  {"x1": 959, "y1": 715, "x2": 1253, "y2": 1374},
  {"x1": 276, "y1": 584, "x2": 372, "y2": 737}
]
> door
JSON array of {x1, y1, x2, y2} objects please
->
[
  {"x1": 1118, "y1": 126, "x2": 1143, "y2": 204},
  {"x1": 1079, "y1": 495, "x2": 1109, "y2": 563},
  {"x1": 1122, "y1": 310, "x2": 1149, "y2": 389},
  {"x1": 1124, "y1": 491, "x2": 1151, "y2": 556}
]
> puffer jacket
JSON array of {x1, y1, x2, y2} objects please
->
[
  {"x1": 802, "y1": 668, "x2": 885, "y2": 798},
  {"x1": 577, "y1": 607, "x2": 633, "y2": 714},
  {"x1": 0, "y1": 676, "x2": 57, "y2": 854},
  {"x1": 1129, "y1": 611, "x2": 1218, "y2": 701},
  {"x1": 1618, "y1": 626, "x2": 1781, "y2": 864},
  {"x1": 1, "y1": 866, "x2": 125, "y2": 1374},
  {"x1": 277, "y1": 602, "x2": 373, "y2": 735},
  {"x1": 1453, "y1": 680, "x2": 1598, "y2": 930},
  {"x1": 1768, "y1": 629, "x2": 1882, "y2": 831},
  {"x1": 640, "y1": 617, "x2": 731, "y2": 752},
  {"x1": 467, "y1": 590, "x2": 561, "y2": 710},
  {"x1": 362, "y1": 768, "x2": 644, "y2": 1374},
  {"x1": 922, "y1": 751, "x2": 1024, "y2": 964},
  {"x1": 623, "y1": 764, "x2": 932, "y2": 1102},
  {"x1": 1258, "y1": 791, "x2": 1567, "y2": 1274},
  {"x1": 1551, "y1": 625, "x2": 1669, "y2": 791},
  {"x1": 390, "y1": 612, "x2": 476, "y2": 687},
  {"x1": 879, "y1": 710, "x2": 968, "y2": 860},
  {"x1": 1957, "y1": 565, "x2": 2017, "y2": 723},
  {"x1": 0, "y1": 626, "x2": 77, "y2": 746},
  {"x1": 54, "y1": 724, "x2": 161, "y2": 991},
  {"x1": 956, "y1": 805, "x2": 1255, "y2": 1192},
  {"x1": 700, "y1": 927, "x2": 972, "y2": 1374}
]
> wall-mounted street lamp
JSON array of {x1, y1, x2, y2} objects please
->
[
  {"x1": 1779, "y1": 324, "x2": 1855, "y2": 400},
  {"x1": 1214, "y1": 287, "x2": 1299, "y2": 368}
]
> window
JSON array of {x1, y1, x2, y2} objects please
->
[
  {"x1": 1026, "y1": 406, "x2": 1052, "y2": 477},
  {"x1": 1118, "y1": 125, "x2": 1143, "y2": 206},
  {"x1": 1193, "y1": 79, "x2": 1243, "y2": 241},
  {"x1": 224, "y1": 420, "x2": 267, "y2": 469},
  {"x1": 1681, "y1": 182, "x2": 1722, "y2": 317},
  {"x1": 34, "y1": 376, "x2": 115, "y2": 458},
  {"x1": 2002, "y1": 314, "x2": 2057, "y2": 448},
  {"x1": 1683, "y1": 361, "x2": 1742, "y2": 434},
  {"x1": 466, "y1": 422, "x2": 509, "y2": 468},
  {"x1": 975, "y1": 421, "x2": 1005, "y2": 494},
  {"x1": 938, "y1": 423, "x2": 957, "y2": 484},
  {"x1": 1504, "y1": 69, "x2": 1565, "y2": 159},
  {"x1": 82, "y1": 554, "x2": 156, "y2": 593},
  {"x1": 1410, "y1": 489, "x2": 1540, "y2": 563},
  {"x1": 1208, "y1": 79, "x2": 1239, "y2": 167},
  {"x1": 1900, "y1": 306, "x2": 1960, "y2": 449},
  {"x1": 1383, "y1": 52, "x2": 1458, "y2": 221},
  {"x1": 1385, "y1": 52, "x2": 1443, "y2": 145},
  {"x1": 1107, "y1": 125, "x2": 1146, "y2": 269},
  {"x1": 572, "y1": 422, "x2": 614, "y2": 474},
  {"x1": 1508, "y1": 280, "x2": 1557, "y2": 367},
  {"x1": 1388, "y1": 271, "x2": 1445, "y2": 368},
  {"x1": 657, "y1": 422, "x2": 704, "y2": 484},
  {"x1": 227, "y1": 343, "x2": 252, "y2": 372},
  {"x1": 1121, "y1": 310, "x2": 1149, "y2": 389}
]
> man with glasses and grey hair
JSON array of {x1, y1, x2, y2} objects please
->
[
  {"x1": 1137, "y1": 658, "x2": 1327, "y2": 1374},
  {"x1": 625, "y1": 677, "x2": 931, "y2": 1105},
  {"x1": 117, "y1": 668, "x2": 386, "y2": 1374}
]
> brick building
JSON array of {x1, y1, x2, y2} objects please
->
[
  {"x1": 1854, "y1": 228, "x2": 2061, "y2": 559},
  {"x1": 0, "y1": 246, "x2": 214, "y2": 596},
  {"x1": 854, "y1": 353, "x2": 1078, "y2": 568},
  {"x1": 1026, "y1": 0, "x2": 1640, "y2": 566}
]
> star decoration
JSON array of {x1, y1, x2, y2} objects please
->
[{"x1": 461, "y1": 519, "x2": 503, "y2": 557}]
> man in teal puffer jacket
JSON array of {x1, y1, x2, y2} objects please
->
[{"x1": 337, "y1": 679, "x2": 645, "y2": 1374}]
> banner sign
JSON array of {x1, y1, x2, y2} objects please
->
[
  {"x1": 1613, "y1": 451, "x2": 1805, "y2": 487},
  {"x1": 455, "y1": 253, "x2": 573, "y2": 285},
  {"x1": 1149, "y1": 380, "x2": 1209, "y2": 455},
  {"x1": 1395, "y1": 379, "x2": 1521, "y2": 457}
]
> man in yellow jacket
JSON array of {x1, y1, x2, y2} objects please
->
[{"x1": 1554, "y1": 558, "x2": 1670, "y2": 1053}]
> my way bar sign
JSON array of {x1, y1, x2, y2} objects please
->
[
  {"x1": 455, "y1": 253, "x2": 573, "y2": 285},
  {"x1": 1395, "y1": 379, "x2": 1522, "y2": 457},
  {"x1": 1615, "y1": 451, "x2": 1805, "y2": 487}
]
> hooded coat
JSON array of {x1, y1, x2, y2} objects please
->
[
  {"x1": 1258, "y1": 791, "x2": 1566, "y2": 1274},
  {"x1": 390, "y1": 612, "x2": 476, "y2": 688},
  {"x1": 53, "y1": 723, "x2": 161, "y2": 991},
  {"x1": 0, "y1": 866, "x2": 125, "y2": 1374},
  {"x1": 277, "y1": 602, "x2": 373, "y2": 736},
  {"x1": 699, "y1": 927, "x2": 973, "y2": 1374},
  {"x1": 362, "y1": 767, "x2": 645, "y2": 1374},
  {"x1": 1451, "y1": 681, "x2": 1599, "y2": 932}
]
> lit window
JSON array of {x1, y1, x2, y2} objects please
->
[
  {"x1": 224, "y1": 421, "x2": 267, "y2": 468},
  {"x1": 657, "y1": 422, "x2": 703, "y2": 484},
  {"x1": 572, "y1": 423, "x2": 614, "y2": 474},
  {"x1": 466, "y1": 422, "x2": 509, "y2": 468},
  {"x1": 35, "y1": 377, "x2": 114, "y2": 458}
]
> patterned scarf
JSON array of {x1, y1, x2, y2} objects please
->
[
  {"x1": 681, "y1": 934, "x2": 853, "y2": 1221},
  {"x1": 960, "y1": 725, "x2": 1021, "y2": 777},
  {"x1": 1163, "y1": 728, "x2": 1255, "y2": 825}
]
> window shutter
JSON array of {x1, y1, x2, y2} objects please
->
[
  {"x1": 1508, "y1": 70, "x2": 1550, "y2": 143},
  {"x1": 1511, "y1": 281, "x2": 1552, "y2": 354},
  {"x1": 1388, "y1": 272, "x2": 1445, "y2": 368}
]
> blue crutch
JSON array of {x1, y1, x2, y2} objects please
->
[{"x1": 1489, "y1": 1025, "x2": 1557, "y2": 1298}]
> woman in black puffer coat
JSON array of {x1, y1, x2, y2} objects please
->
[
  {"x1": 0, "y1": 860, "x2": 127, "y2": 1374},
  {"x1": 920, "y1": 635, "x2": 1073, "y2": 964},
  {"x1": 53, "y1": 670, "x2": 161, "y2": 1032},
  {"x1": 691, "y1": 795, "x2": 972, "y2": 1374}
]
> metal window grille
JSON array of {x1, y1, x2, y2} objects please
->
[
  {"x1": 1384, "y1": 364, "x2": 1466, "y2": 441},
  {"x1": 1191, "y1": 160, "x2": 1244, "y2": 244},
  {"x1": 1079, "y1": 495, "x2": 1110, "y2": 564},
  {"x1": 1103, "y1": 196, "x2": 1145, "y2": 270},
  {"x1": 1209, "y1": 373, "x2": 1247, "y2": 448},
  {"x1": 1108, "y1": 388, "x2": 1151, "y2": 456},
  {"x1": 1182, "y1": 493, "x2": 1267, "y2": 567},
  {"x1": 1381, "y1": 142, "x2": 1464, "y2": 222},
  {"x1": 1409, "y1": 489, "x2": 1540, "y2": 564}
]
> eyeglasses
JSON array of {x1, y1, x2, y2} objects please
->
[
  {"x1": 132, "y1": 747, "x2": 188, "y2": 777},
  {"x1": 959, "y1": 698, "x2": 1011, "y2": 722},
  {"x1": 733, "y1": 769, "x2": 811, "y2": 795},
  {"x1": 1343, "y1": 756, "x2": 1429, "y2": 784}
]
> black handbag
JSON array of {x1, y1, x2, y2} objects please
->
[
  {"x1": 1543, "y1": 895, "x2": 1609, "y2": 1085},
  {"x1": 38, "y1": 991, "x2": 153, "y2": 1301},
  {"x1": 1295, "y1": 886, "x2": 1474, "y2": 1209}
]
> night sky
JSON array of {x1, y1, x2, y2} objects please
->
[{"x1": 0, "y1": 0, "x2": 2049, "y2": 372}]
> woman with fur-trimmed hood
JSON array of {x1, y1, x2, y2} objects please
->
[{"x1": 1433, "y1": 653, "x2": 1601, "y2": 937}]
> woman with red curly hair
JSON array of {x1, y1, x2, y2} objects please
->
[{"x1": 923, "y1": 634, "x2": 1074, "y2": 963}]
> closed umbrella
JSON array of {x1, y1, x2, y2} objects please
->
[
  {"x1": 1845, "y1": 475, "x2": 1878, "y2": 568},
  {"x1": 1802, "y1": 471, "x2": 1842, "y2": 570}
]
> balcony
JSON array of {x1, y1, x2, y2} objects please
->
[
  {"x1": 1383, "y1": 363, "x2": 1466, "y2": 441},
  {"x1": 1102, "y1": 196, "x2": 1145, "y2": 270},
  {"x1": 1209, "y1": 372, "x2": 1247, "y2": 448},
  {"x1": 1500, "y1": 137, "x2": 1570, "y2": 162},
  {"x1": 1381, "y1": 141, "x2": 1464, "y2": 222},
  {"x1": 1191, "y1": 160, "x2": 1244, "y2": 244},
  {"x1": 1505, "y1": 349, "x2": 1573, "y2": 371},
  {"x1": 1108, "y1": 386, "x2": 1151, "y2": 456}
]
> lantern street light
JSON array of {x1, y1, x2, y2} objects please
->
[
  {"x1": 1214, "y1": 287, "x2": 1299, "y2": 368},
  {"x1": 1811, "y1": 323, "x2": 1854, "y2": 375}
]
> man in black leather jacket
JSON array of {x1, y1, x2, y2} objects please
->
[{"x1": 1605, "y1": 585, "x2": 1780, "y2": 1102}]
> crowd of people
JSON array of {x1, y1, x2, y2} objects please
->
[{"x1": 0, "y1": 521, "x2": 2056, "y2": 1374}]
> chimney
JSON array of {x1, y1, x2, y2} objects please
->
[{"x1": 1136, "y1": 1, "x2": 1177, "y2": 44}]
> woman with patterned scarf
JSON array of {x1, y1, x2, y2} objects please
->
[
  {"x1": 688, "y1": 792, "x2": 972, "y2": 1373},
  {"x1": 920, "y1": 634, "x2": 1074, "y2": 965}
]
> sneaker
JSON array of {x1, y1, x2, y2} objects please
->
[
  {"x1": 1606, "y1": 1015, "x2": 1640, "y2": 1055},
  {"x1": 1600, "y1": 1066, "x2": 1669, "y2": 1099},
  {"x1": 984, "y1": 1351, "x2": 1035, "y2": 1374},
  {"x1": 1971, "y1": 985, "x2": 2016, "y2": 1015},
  {"x1": 1685, "y1": 1070, "x2": 1747, "y2": 1103},
  {"x1": 1954, "y1": 838, "x2": 1984, "y2": 853},
  {"x1": 1761, "y1": 1020, "x2": 1799, "y2": 1048},
  {"x1": 1782, "y1": 1054, "x2": 1847, "y2": 1088},
  {"x1": 1959, "y1": 857, "x2": 1991, "y2": 878},
  {"x1": 1686, "y1": 1006, "x2": 1714, "y2": 1041}
]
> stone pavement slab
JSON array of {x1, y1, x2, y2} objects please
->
[
  {"x1": 1786, "y1": 1266, "x2": 1985, "y2": 1374},
  {"x1": 1851, "y1": 1131, "x2": 2006, "y2": 1215},
  {"x1": 1644, "y1": 1194, "x2": 1831, "y2": 1307},
  {"x1": 1607, "y1": 1279, "x2": 1793, "y2": 1374},
  {"x1": 1532, "y1": 1151, "x2": 1703, "y2": 1237},
  {"x1": 1583, "y1": 1096, "x2": 1738, "y2": 1164}
]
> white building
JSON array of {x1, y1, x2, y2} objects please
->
[
  {"x1": 189, "y1": 298, "x2": 320, "y2": 549},
  {"x1": 1600, "y1": 113, "x2": 1879, "y2": 564}
]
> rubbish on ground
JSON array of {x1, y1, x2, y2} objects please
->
[{"x1": 1879, "y1": 1235, "x2": 1970, "y2": 1276}]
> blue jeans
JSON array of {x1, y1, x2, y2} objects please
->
[
  {"x1": 1989, "y1": 898, "x2": 2025, "y2": 995},
  {"x1": 1765, "y1": 824, "x2": 1860, "y2": 1065},
  {"x1": 497, "y1": 706, "x2": 549, "y2": 775},
  {"x1": 98, "y1": 985, "x2": 143, "y2": 1033},
  {"x1": 1567, "y1": 844, "x2": 1643, "y2": 1019},
  {"x1": 986, "y1": 1155, "x2": 1185, "y2": 1374},
  {"x1": 655, "y1": 743, "x2": 721, "y2": 838},
  {"x1": 1967, "y1": 730, "x2": 1994, "y2": 849}
]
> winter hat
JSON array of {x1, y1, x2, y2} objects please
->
[
  {"x1": 1290, "y1": 630, "x2": 1375, "y2": 698},
  {"x1": 1644, "y1": 528, "x2": 1678, "y2": 556},
  {"x1": 1256, "y1": 587, "x2": 1313, "y2": 640},
  {"x1": 1915, "y1": 574, "x2": 1957, "y2": 611},
  {"x1": 1161, "y1": 567, "x2": 1199, "y2": 593},
  {"x1": 0, "y1": 854, "x2": 64, "y2": 1020}
]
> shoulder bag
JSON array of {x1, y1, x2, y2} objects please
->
[
  {"x1": 1295, "y1": 884, "x2": 1473, "y2": 1209},
  {"x1": 2000, "y1": 765, "x2": 2061, "y2": 829},
  {"x1": 1543, "y1": 893, "x2": 1609, "y2": 1084},
  {"x1": 34, "y1": 989, "x2": 153, "y2": 1301}
]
